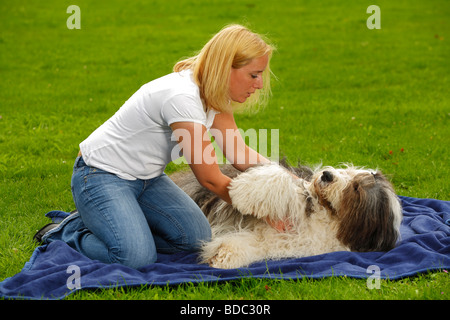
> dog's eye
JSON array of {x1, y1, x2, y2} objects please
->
[{"x1": 353, "y1": 183, "x2": 359, "y2": 193}]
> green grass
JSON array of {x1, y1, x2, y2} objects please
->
[
  {"x1": 0, "y1": 0, "x2": 449, "y2": 300},
  {"x1": 66, "y1": 272, "x2": 448, "y2": 300}
]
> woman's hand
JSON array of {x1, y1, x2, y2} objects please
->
[{"x1": 264, "y1": 217, "x2": 293, "y2": 233}]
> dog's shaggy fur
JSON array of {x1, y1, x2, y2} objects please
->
[{"x1": 171, "y1": 160, "x2": 403, "y2": 269}]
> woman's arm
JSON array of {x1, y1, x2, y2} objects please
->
[
  {"x1": 210, "y1": 113, "x2": 294, "y2": 232},
  {"x1": 170, "y1": 121, "x2": 232, "y2": 203},
  {"x1": 210, "y1": 112, "x2": 270, "y2": 172},
  {"x1": 171, "y1": 118, "x2": 292, "y2": 232}
]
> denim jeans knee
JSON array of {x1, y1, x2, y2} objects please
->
[
  {"x1": 59, "y1": 157, "x2": 211, "y2": 268},
  {"x1": 137, "y1": 174, "x2": 211, "y2": 253},
  {"x1": 70, "y1": 157, "x2": 160, "y2": 268}
]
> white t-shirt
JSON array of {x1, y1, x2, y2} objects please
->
[{"x1": 80, "y1": 70, "x2": 218, "y2": 180}]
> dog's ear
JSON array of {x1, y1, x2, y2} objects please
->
[
  {"x1": 336, "y1": 172, "x2": 401, "y2": 252},
  {"x1": 228, "y1": 164, "x2": 297, "y2": 221}
]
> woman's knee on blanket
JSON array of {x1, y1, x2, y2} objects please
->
[{"x1": 108, "y1": 239, "x2": 157, "y2": 269}]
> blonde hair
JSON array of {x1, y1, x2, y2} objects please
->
[{"x1": 174, "y1": 24, "x2": 275, "y2": 113}]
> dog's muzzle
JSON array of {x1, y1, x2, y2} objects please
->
[{"x1": 321, "y1": 171, "x2": 334, "y2": 182}]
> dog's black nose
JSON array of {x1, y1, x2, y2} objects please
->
[{"x1": 321, "y1": 171, "x2": 333, "y2": 182}]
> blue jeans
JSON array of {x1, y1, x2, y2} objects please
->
[{"x1": 43, "y1": 156, "x2": 211, "y2": 269}]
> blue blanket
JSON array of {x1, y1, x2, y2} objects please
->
[{"x1": 1, "y1": 196, "x2": 449, "y2": 300}]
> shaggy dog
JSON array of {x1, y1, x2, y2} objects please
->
[{"x1": 171, "y1": 161, "x2": 403, "y2": 269}]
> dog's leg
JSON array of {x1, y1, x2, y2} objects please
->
[
  {"x1": 200, "y1": 231, "x2": 265, "y2": 269},
  {"x1": 228, "y1": 163, "x2": 303, "y2": 223}
]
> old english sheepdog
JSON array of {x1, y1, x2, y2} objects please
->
[{"x1": 171, "y1": 161, "x2": 403, "y2": 269}]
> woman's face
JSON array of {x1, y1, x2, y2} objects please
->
[{"x1": 229, "y1": 54, "x2": 269, "y2": 104}]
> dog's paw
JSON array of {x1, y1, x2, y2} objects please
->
[{"x1": 208, "y1": 244, "x2": 242, "y2": 269}]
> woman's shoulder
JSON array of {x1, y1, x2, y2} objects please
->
[{"x1": 144, "y1": 70, "x2": 198, "y2": 93}]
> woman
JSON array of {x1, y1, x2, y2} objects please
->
[{"x1": 35, "y1": 24, "x2": 279, "y2": 269}]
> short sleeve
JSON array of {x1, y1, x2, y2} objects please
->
[{"x1": 161, "y1": 94, "x2": 207, "y2": 126}]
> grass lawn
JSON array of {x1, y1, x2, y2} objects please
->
[{"x1": 0, "y1": 0, "x2": 449, "y2": 300}]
